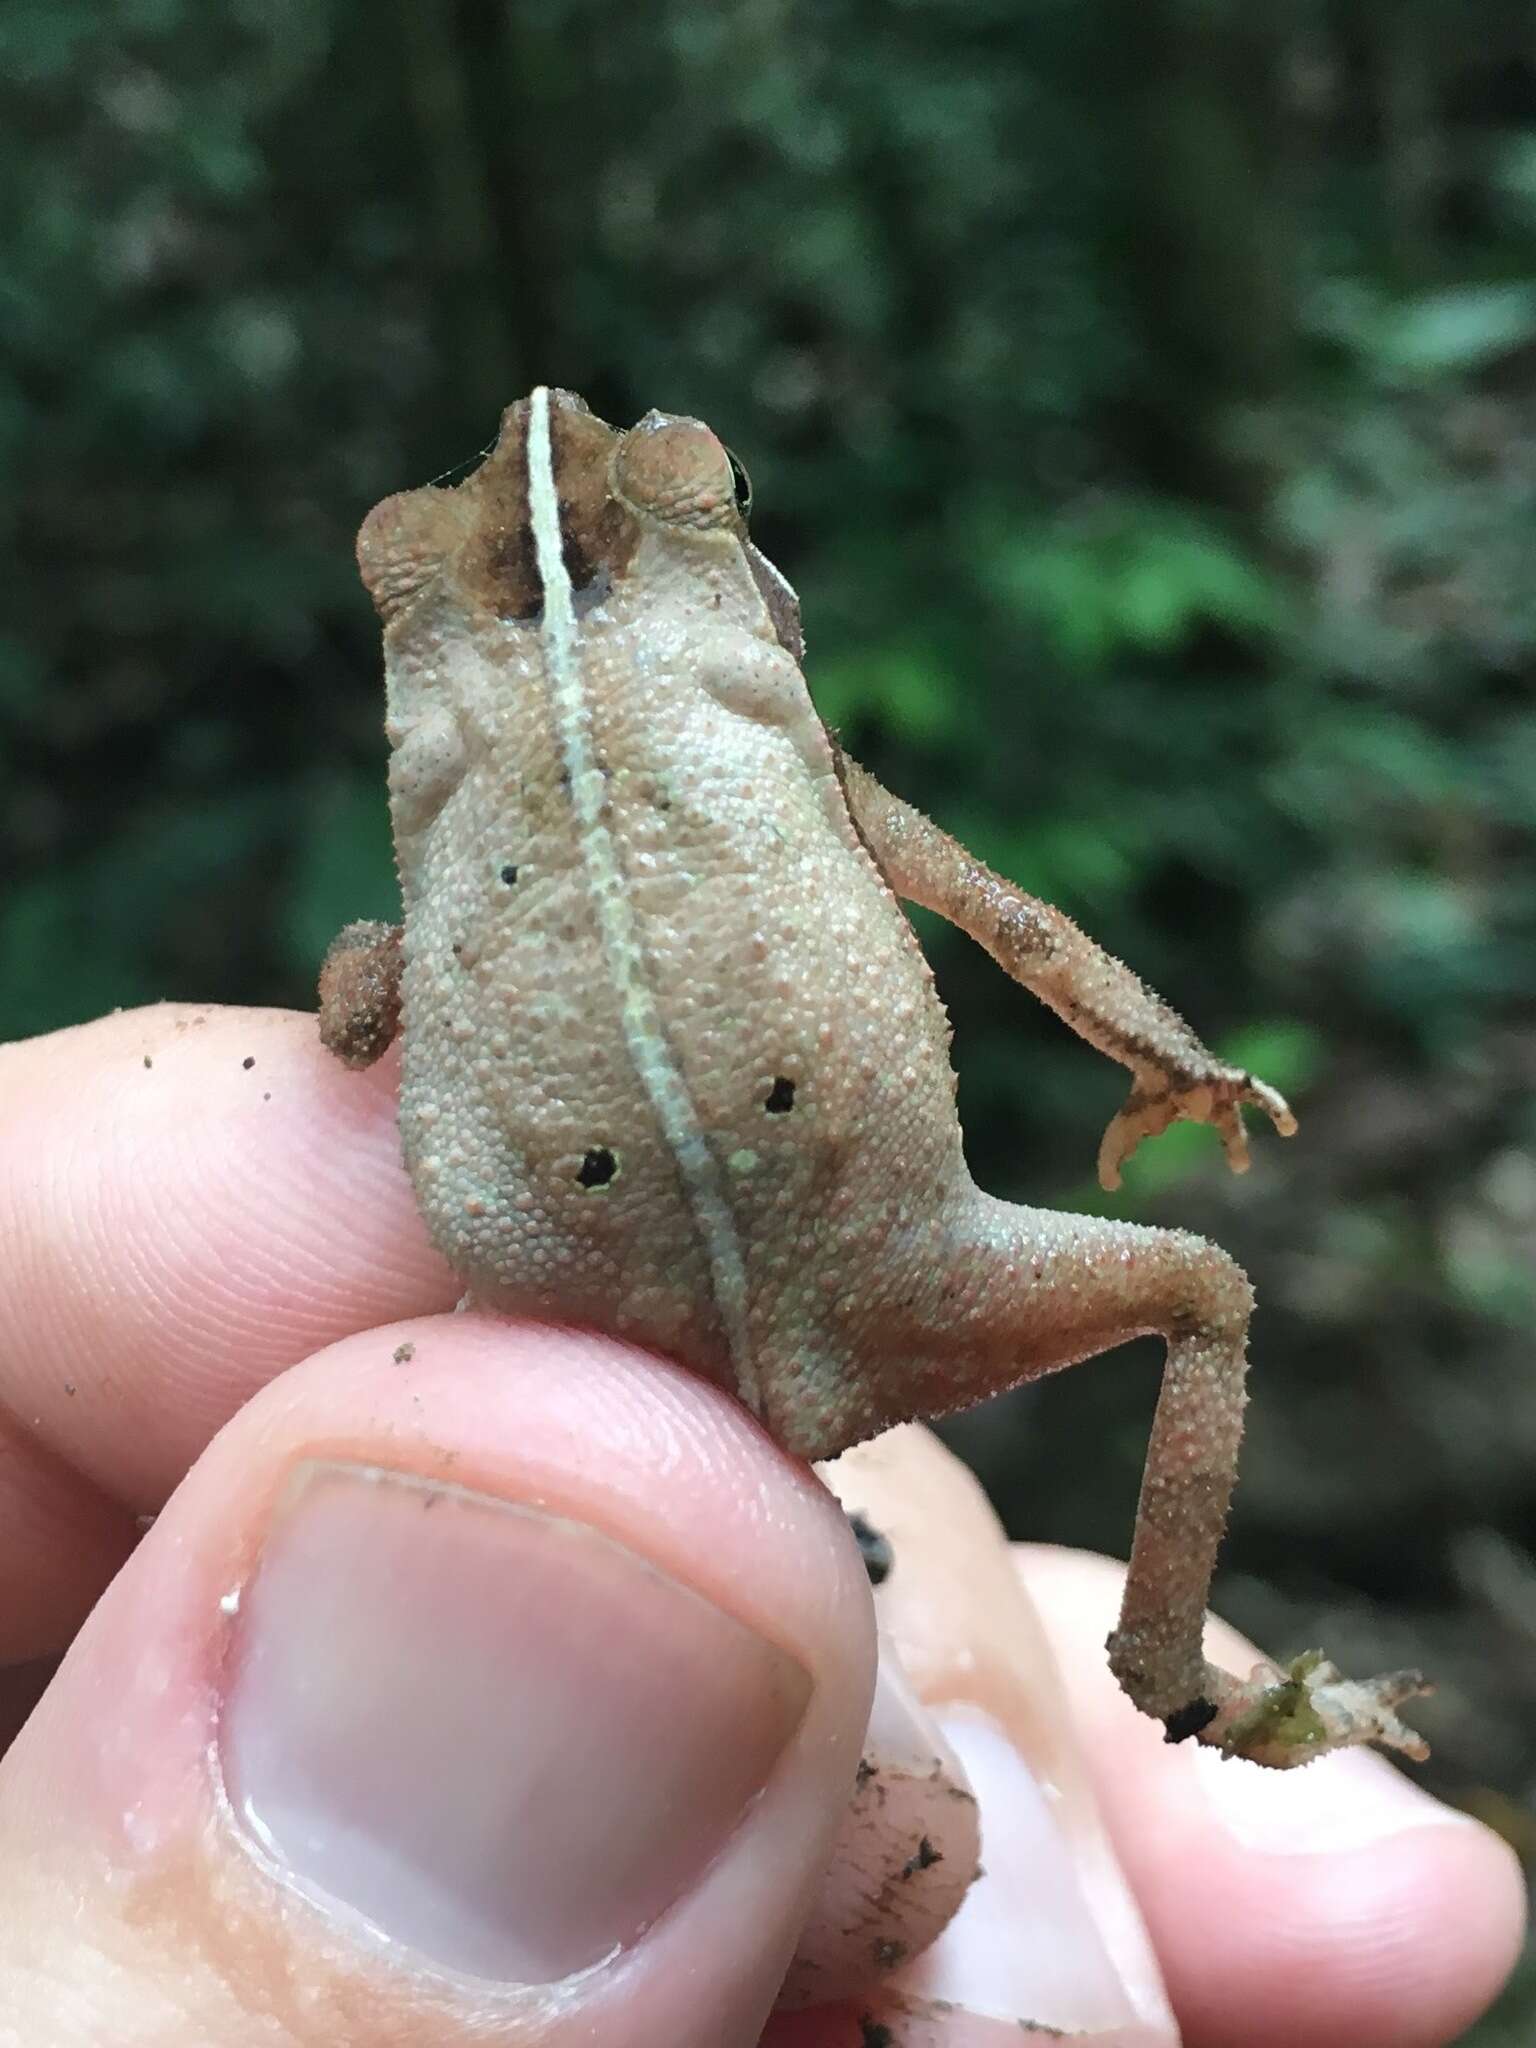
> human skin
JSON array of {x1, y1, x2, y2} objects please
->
[{"x1": 0, "y1": 1003, "x2": 1524, "y2": 2046}]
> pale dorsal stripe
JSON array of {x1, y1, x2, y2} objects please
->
[{"x1": 525, "y1": 387, "x2": 758, "y2": 1409}]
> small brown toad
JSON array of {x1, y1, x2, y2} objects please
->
[{"x1": 321, "y1": 389, "x2": 1427, "y2": 1769}]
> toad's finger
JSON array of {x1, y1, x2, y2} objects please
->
[
  {"x1": 1242, "y1": 1073, "x2": 1297, "y2": 1138},
  {"x1": 777, "y1": 1425, "x2": 1177, "y2": 2047},
  {"x1": 1213, "y1": 1099, "x2": 1253, "y2": 1175}
]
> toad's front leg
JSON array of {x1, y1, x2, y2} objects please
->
[
  {"x1": 837, "y1": 755, "x2": 1297, "y2": 1189},
  {"x1": 861, "y1": 1196, "x2": 1429, "y2": 1769},
  {"x1": 318, "y1": 920, "x2": 403, "y2": 1069}
]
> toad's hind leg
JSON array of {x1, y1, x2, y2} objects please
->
[{"x1": 898, "y1": 1196, "x2": 1428, "y2": 1769}]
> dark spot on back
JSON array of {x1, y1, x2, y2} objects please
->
[
  {"x1": 578, "y1": 1146, "x2": 618, "y2": 1189},
  {"x1": 500, "y1": 863, "x2": 519, "y2": 886},
  {"x1": 900, "y1": 1835, "x2": 941, "y2": 1878},
  {"x1": 765, "y1": 1075, "x2": 796, "y2": 1114}
]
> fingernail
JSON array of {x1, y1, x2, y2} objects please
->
[
  {"x1": 865, "y1": 1645, "x2": 972, "y2": 1785},
  {"x1": 911, "y1": 1709, "x2": 1158, "y2": 2036},
  {"x1": 220, "y1": 1462, "x2": 811, "y2": 1983},
  {"x1": 1196, "y1": 1742, "x2": 1479, "y2": 1854}
]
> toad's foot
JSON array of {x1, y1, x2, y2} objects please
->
[
  {"x1": 1098, "y1": 1065, "x2": 1298, "y2": 1191},
  {"x1": 1184, "y1": 1651, "x2": 1431, "y2": 1770}
]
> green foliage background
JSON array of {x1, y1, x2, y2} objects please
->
[{"x1": 3, "y1": 2, "x2": 1534, "y2": 2029}]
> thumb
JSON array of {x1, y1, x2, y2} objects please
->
[{"x1": 0, "y1": 1320, "x2": 877, "y2": 2047}]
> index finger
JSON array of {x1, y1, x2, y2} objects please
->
[{"x1": 0, "y1": 1003, "x2": 456, "y2": 1517}]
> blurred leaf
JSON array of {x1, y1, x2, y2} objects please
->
[
  {"x1": 1270, "y1": 710, "x2": 1465, "y2": 823},
  {"x1": 964, "y1": 814, "x2": 1139, "y2": 911},
  {"x1": 812, "y1": 644, "x2": 964, "y2": 743},
  {"x1": 1383, "y1": 286, "x2": 1536, "y2": 379},
  {"x1": 0, "y1": 633, "x2": 44, "y2": 712},
  {"x1": 1216, "y1": 1020, "x2": 1321, "y2": 1099},
  {"x1": 282, "y1": 774, "x2": 399, "y2": 972},
  {"x1": 990, "y1": 501, "x2": 1285, "y2": 666},
  {"x1": 1310, "y1": 279, "x2": 1536, "y2": 383},
  {"x1": 1112, "y1": 1113, "x2": 1212, "y2": 1196},
  {"x1": 0, "y1": 875, "x2": 160, "y2": 1038},
  {"x1": 1444, "y1": 1242, "x2": 1536, "y2": 1324}
]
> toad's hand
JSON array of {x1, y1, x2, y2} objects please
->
[{"x1": 1097, "y1": 1064, "x2": 1297, "y2": 1192}]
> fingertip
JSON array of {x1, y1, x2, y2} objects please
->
[
  {"x1": 0, "y1": 1003, "x2": 456, "y2": 1508},
  {"x1": 816, "y1": 1430, "x2": 1176, "y2": 2044},
  {"x1": 1017, "y1": 1546, "x2": 1527, "y2": 2048},
  {"x1": 1163, "y1": 1807, "x2": 1527, "y2": 2048},
  {"x1": 780, "y1": 1645, "x2": 981, "y2": 2011}
]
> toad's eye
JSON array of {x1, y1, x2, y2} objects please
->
[{"x1": 726, "y1": 448, "x2": 753, "y2": 521}]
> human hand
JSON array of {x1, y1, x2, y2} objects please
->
[{"x1": 0, "y1": 1007, "x2": 1523, "y2": 2045}]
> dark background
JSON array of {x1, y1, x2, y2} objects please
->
[{"x1": 3, "y1": 3, "x2": 1534, "y2": 2033}]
